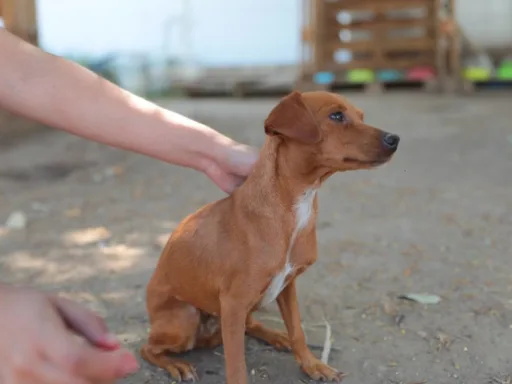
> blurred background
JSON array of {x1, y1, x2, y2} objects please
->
[
  {"x1": 1, "y1": 1, "x2": 512, "y2": 384},
  {"x1": 2, "y1": 0, "x2": 512, "y2": 97}
]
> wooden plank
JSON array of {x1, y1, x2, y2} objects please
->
[
  {"x1": 326, "y1": 0, "x2": 432, "y2": 13},
  {"x1": 327, "y1": 36, "x2": 435, "y2": 52},
  {"x1": 326, "y1": 17, "x2": 431, "y2": 32},
  {"x1": 312, "y1": 0, "x2": 327, "y2": 72},
  {"x1": 321, "y1": 55, "x2": 436, "y2": 70}
]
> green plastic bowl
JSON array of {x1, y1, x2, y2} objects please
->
[
  {"x1": 347, "y1": 69, "x2": 375, "y2": 83},
  {"x1": 497, "y1": 62, "x2": 512, "y2": 80},
  {"x1": 463, "y1": 67, "x2": 491, "y2": 81}
]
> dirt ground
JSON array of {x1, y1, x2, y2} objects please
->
[{"x1": 1, "y1": 93, "x2": 512, "y2": 384}]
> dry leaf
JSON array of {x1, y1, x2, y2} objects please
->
[
  {"x1": 399, "y1": 293, "x2": 441, "y2": 305},
  {"x1": 436, "y1": 331, "x2": 453, "y2": 350}
]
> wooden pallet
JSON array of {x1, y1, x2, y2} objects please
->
[
  {"x1": 1, "y1": 0, "x2": 38, "y2": 45},
  {"x1": 299, "y1": 0, "x2": 457, "y2": 92}
]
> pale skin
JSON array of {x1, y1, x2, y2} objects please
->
[{"x1": 0, "y1": 28, "x2": 258, "y2": 384}]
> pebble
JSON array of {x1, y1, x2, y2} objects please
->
[
  {"x1": 417, "y1": 330, "x2": 428, "y2": 339},
  {"x1": 5, "y1": 211, "x2": 27, "y2": 229},
  {"x1": 31, "y1": 202, "x2": 49, "y2": 212}
]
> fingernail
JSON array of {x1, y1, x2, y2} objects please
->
[{"x1": 103, "y1": 333, "x2": 121, "y2": 347}]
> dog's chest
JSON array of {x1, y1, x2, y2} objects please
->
[{"x1": 260, "y1": 188, "x2": 317, "y2": 307}]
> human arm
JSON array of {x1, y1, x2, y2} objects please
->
[{"x1": 0, "y1": 28, "x2": 257, "y2": 193}]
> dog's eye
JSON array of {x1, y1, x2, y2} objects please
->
[{"x1": 329, "y1": 111, "x2": 346, "y2": 123}]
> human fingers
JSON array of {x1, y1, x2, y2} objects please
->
[
  {"x1": 51, "y1": 296, "x2": 120, "y2": 350},
  {"x1": 203, "y1": 161, "x2": 237, "y2": 194},
  {"x1": 51, "y1": 338, "x2": 138, "y2": 382},
  {"x1": 35, "y1": 362, "x2": 90, "y2": 384},
  {"x1": 0, "y1": 358, "x2": 89, "y2": 384}
]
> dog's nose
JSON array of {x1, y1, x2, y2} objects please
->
[{"x1": 382, "y1": 133, "x2": 400, "y2": 149}]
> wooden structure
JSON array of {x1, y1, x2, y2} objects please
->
[
  {"x1": 0, "y1": 0, "x2": 39, "y2": 45},
  {"x1": 298, "y1": 0, "x2": 459, "y2": 92}
]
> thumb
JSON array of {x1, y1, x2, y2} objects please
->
[
  {"x1": 51, "y1": 296, "x2": 120, "y2": 350},
  {"x1": 203, "y1": 161, "x2": 239, "y2": 194}
]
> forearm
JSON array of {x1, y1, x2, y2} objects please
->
[{"x1": 0, "y1": 29, "x2": 230, "y2": 170}]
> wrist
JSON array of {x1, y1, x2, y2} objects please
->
[{"x1": 160, "y1": 110, "x2": 235, "y2": 172}]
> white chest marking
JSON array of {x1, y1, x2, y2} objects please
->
[{"x1": 260, "y1": 188, "x2": 317, "y2": 306}]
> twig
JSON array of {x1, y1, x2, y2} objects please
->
[{"x1": 320, "y1": 318, "x2": 333, "y2": 364}]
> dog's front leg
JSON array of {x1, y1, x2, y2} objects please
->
[
  {"x1": 220, "y1": 296, "x2": 249, "y2": 384},
  {"x1": 277, "y1": 280, "x2": 343, "y2": 382},
  {"x1": 277, "y1": 233, "x2": 344, "y2": 382}
]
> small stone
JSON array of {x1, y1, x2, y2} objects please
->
[
  {"x1": 31, "y1": 202, "x2": 49, "y2": 212},
  {"x1": 104, "y1": 165, "x2": 124, "y2": 177},
  {"x1": 5, "y1": 211, "x2": 27, "y2": 229},
  {"x1": 417, "y1": 330, "x2": 428, "y2": 339},
  {"x1": 381, "y1": 296, "x2": 399, "y2": 317},
  {"x1": 97, "y1": 240, "x2": 109, "y2": 249},
  {"x1": 92, "y1": 173, "x2": 103, "y2": 183},
  {"x1": 64, "y1": 208, "x2": 82, "y2": 218}
]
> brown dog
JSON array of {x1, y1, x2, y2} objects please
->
[{"x1": 140, "y1": 91, "x2": 399, "y2": 384}]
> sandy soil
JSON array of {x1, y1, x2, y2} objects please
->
[{"x1": 1, "y1": 92, "x2": 512, "y2": 384}]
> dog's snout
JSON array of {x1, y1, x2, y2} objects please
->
[{"x1": 382, "y1": 133, "x2": 400, "y2": 150}]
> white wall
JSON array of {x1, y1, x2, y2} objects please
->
[
  {"x1": 36, "y1": 0, "x2": 301, "y2": 66},
  {"x1": 456, "y1": 0, "x2": 512, "y2": 48},
  {"x1": 36, "y1": 0, "x2": 511, "y2": 66}
]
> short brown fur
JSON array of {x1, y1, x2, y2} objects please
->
[{"x1": 141, "y1": 91, "x2": 399, "y2": 384}]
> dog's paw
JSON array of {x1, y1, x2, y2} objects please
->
[
  {"x1": 164, "y1": 360, "x2": 198, "y2": 382},
  {"x1": 265, "y1": 330, "x2": 292, "y2": 351},
  {"x1": 300, "y1": 358, "x2": 344, "y2": 382}
]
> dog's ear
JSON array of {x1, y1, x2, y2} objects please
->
[
  {"x1": 355, "y1": 107, "x2": 364, "y2": 121},
  {"x1": 264, "y1": 91, "x2": 321, "y2": 144}
]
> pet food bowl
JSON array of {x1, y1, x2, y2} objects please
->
[{"x1": 347, "y1": 69, "x2": 375, "y2": 83}]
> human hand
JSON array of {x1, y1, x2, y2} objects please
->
[
  {"x1": 50, "y1": 295, "x2": 121, "y2": 351},
  {"x1": 202, "y1": 141, "x2": 259, "y2": 194},
  {"x1": 0, "y1": 286, "x2": 139, "y2": 384}
]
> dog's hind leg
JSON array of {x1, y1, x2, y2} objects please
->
[
  {"x1": 195, "y1": 312, "x2": 223, "y2": 349},
  {"x1": 141, "y1": 299, "x2": 201, "y2": 382},
  {"x1": 245, "y1": 314, "x2": 291, "y2": 351}
]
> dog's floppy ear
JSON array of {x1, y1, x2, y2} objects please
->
[
  {"x1": 355, "y1": 107, "x2": 364, "y2": 121},
  {"x1": 264, "y1": 91, "x2": 321, "y2": 144}
]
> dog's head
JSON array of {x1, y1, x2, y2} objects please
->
[{"x1": 264, "y1": 91, "x2": 399, "y2": 172}]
